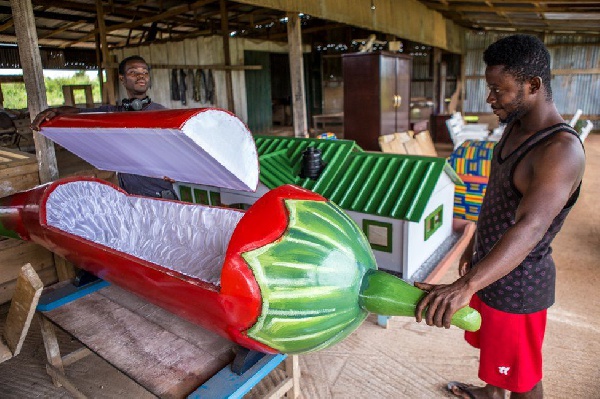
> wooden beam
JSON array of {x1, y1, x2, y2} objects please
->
[
  {"x1": 0, "y1": 75, "x2": 24, "y2": 83},
  {"x1": 39, "y1": 20, "x2": 85, "y2": 40},
  {"x1": 72, "y1": 0, "x2": 216, "y2": 46},
  {"x1": 96, "y1": 0, "x2": 116, "y2": 105},
  {"x1": 10, "y1": 0, "x2": 58, "y2": 184},
  {"x1": 220, "y1": 0, "x2": 235, "y2": 112},
  {"x1": 287, "y1": 12, "x2": 308, "y2": 138},
  {"x1": 104, "y1": 63, "x2": 261, "y2": 71},
  {"x1": 0, "y1": 18, "x2": 14, "y2": 33}
]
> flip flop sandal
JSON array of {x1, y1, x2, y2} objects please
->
[{"x1": 447, "y1": 381, "x2": 477, "y2": 399}]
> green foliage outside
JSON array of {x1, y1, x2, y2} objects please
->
[{"x1": 2, "y1": 70, "x2": 101, "y2": 110}]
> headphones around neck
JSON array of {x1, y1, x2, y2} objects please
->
[{"x1": 122, "y1": 96, "x2": 151, "y2": 111}]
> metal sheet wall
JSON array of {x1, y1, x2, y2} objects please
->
[{"x1": 463, "y1": 32, "x2": 600, "y2": 120}]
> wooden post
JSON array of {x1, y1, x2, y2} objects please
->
[
  {"x1": 96, "y1": 0, "x2": 116, "y2": 105},
  {"x1": 286, "y1": 12, "x2": 308, "y2": 138},
  {"x1": 220, "y1": 0, "x2": 235, "y2": 112},
  {"x1": 432, "y1": 47, "x2": 442, "y2": 115},
  {"x1": 439, "y1": 61, "x2": 447, "y2": 114},
  {"x1": 285, "y1": 355, "x2": 301, "y2": 398},
  {"x1": 10, "y1": 0, "x2": 59, "y2": 183}
]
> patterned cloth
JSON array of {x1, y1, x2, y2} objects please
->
[{"x1": 473, "y1": 123, "x2": 581, "y2": 313}]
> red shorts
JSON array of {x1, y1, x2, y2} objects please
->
[{"x1": 465, "y1": 295, "x2": 547, "y2": 393}]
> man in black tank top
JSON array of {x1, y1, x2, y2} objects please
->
[{"x1": 414, "y1": 35, "x2": 585, "y2": 399}]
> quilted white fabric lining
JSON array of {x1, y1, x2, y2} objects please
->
[{"x1": 45, "y1": 180, "x2": 244, "y2": 286}]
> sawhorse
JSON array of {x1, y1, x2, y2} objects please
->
[{"x1": 37, "y1": 280, "x2": 300, "y2": 398}]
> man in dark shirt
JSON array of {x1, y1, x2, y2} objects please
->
[
  {"x1": 32, "y1": 55, "x2": 178, "y2": 199},
  {"x1": 414, "y1": 35, "x2": 585, "y2": 399}
]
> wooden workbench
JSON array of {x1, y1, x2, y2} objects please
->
[{"x1": 38, "y1": 282, "x2": 299, "y2": 398}]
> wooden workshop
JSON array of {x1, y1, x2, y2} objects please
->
[{"x1": 0, "y1": 1, "x2": 599, "y2": 398}]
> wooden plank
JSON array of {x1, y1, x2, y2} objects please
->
[
  {"x1": 220, "y1": 0, "x2": 235, "y2": 112},
  {"x1": 0, "y1": 266, "x2": 57, "y2": 304},
  {"x1": 0, "y1": 239, "x2": 54, "y2": 284},
  {"x1": 103, "y1": 285, "x2": 235, "y2": 361},
  {"x1": 283, "y1": 355, "x2": 300, "y2": 398},
  {"x1": 45, "y1": 364, "x2": 87, "y2": 398},
  {"x1": 0, "y1": 162, "x2": 38, "y2": 179},
  {"x1": 95, "y1": 0, "x2": 115, "y2": 105},
  {"x1": 0, "y1": 340, "x2": 11, "y2": 363},
  {"x1": 53, "y1": 255, "x2": 76, "y2": 281},
  {"x1": 10, "y1": 0, "x2": 59, "y2": 184},
  {"x1": 43, "y1": 286, "x2": 236, "y2": 398},
  {"x1": 3, "y1": 263, "x2": 44, "y2": 356},
  {"x1": 0, "y1": 173, "x2": 41, "y2": 196},
  {"x1": 287, "y1": 12, "x2": 308, "y2": 138},
  {"x1": 61, "y1": 347, "x2": 92, "y2": 367}
]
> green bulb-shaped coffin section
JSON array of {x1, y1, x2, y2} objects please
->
[
  {"x1": 242, "y1": 199, "x2": 376, "y2": 354},
  {"x1": 242, "y1": 199, "x2": 481, "y2": 355}
]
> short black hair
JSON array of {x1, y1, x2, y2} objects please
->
[
  {"x1": 118, "y1": 55, "x2": 148, "y2": 76},
  {"x1": 483, "y1": 34, "x2": 552, "y2": 99}
]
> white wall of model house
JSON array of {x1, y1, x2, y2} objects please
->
[
  {"x1": 342, "y1": 210, "x2": 404, "y2": 274},
  {"x1": 404, "y1": 174, "x2": 455, "y2": 278}
]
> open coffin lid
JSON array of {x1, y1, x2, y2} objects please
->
[{"x1": 40, "y1": 108, "x2": 259, "y2": 192}]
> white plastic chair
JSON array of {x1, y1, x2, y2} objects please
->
[
  {"x1": 579, "y1": 120, "x2": 593, "y2": 142},
  {"x1": 445, "y1": 112, "x2": 490, "y2": 149},
  {"x1": 569, "y1": 109, "x2": 583, "y2": 128}
]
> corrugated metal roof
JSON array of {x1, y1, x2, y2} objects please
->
[
  {"x1": 254, "y1": 136, "x2": 360, "y2": 193},
  {"x1": 255, "y1": 136, "x2": 458, "y2": 222}
]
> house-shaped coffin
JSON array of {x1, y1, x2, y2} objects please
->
[{"x1": 175, "y1": 136, "x2": 462, "y2": 279}]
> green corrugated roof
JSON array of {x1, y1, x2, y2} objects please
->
[
  {"x1": 322, "y1": 152, "x2": 450, "y2": 222},
  {"x1": 254, "y1": 136, "x2": 457, "y2": 222},
  {"x1": 255, "y1": 136, "x2": 361, "y2": 193}
]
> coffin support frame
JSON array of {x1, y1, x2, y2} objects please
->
[{"x1": 37, "y1": 279, "x2": 300, "y2": 398}]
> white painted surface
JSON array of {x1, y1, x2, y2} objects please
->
[
  {"x1": 404, "y1": 174, "x2": 455, "y2": 278},
  {"x1": 41, "y1": 109, "x2": 259, "y2": 192}
]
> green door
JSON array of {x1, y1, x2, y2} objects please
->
[{"x1": 244, "y1": 51, "x2": 272, "y2": 134}]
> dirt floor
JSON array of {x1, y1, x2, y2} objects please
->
[{"x1": 0, "y1": 135, "x2": 599, "y2": 398}]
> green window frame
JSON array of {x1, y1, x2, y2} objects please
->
[
  {"x1": 363, "y1": 219, "x2": 393, "y2": 253},
  {"x1": 178, "y1": 185, "x2": 193, "y2": 203},
  {"x1": 424, "y1": 205, "x2": 443, "y2": 241},
  {"x1": 209, "y1": 191, "x2": 221, "y2": 206},
  {"x1": 194, "y1": 189, "x2": 209, "y2": 205}
]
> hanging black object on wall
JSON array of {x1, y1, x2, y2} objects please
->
[
  {"x1": 170, "y1": 69, "x2": 180, "y2": 101},
  {"x1": 179, "y1": 69, "x2": 187, "y2": 105}
]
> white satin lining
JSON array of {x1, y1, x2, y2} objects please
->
[{"x1": 45, "y1": 180, "x2": 244, "y2": 286}]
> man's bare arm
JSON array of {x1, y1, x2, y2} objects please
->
[
  {"x1": 415, "y1": 132, "x2": 584, "y2": 328},
  {"x1": 31, "y1": 106, "x2": 79, "y2": 131}
]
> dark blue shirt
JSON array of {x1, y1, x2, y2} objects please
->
[{"x1": 83, "y1": 101, "x2": 179, "y2": 199}]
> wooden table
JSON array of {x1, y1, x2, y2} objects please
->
[
  {"x1": 312, "y1": 112, "x2": 343, "y2": 132},
  {"x1": 37, "y1": 281, "x2": 300, "y2": 398}
]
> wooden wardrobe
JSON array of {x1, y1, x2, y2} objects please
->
[{"x1": 342, "y1": 52, "x2": 412, "y2": 151}]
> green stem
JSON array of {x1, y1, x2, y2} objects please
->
[{"x1": 358, "y1": 269, "x2": 481, "y2": 332}]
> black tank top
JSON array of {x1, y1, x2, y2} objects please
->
[{"x1": 472, "y1": 123, "x2": 582, "y2": 313}]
